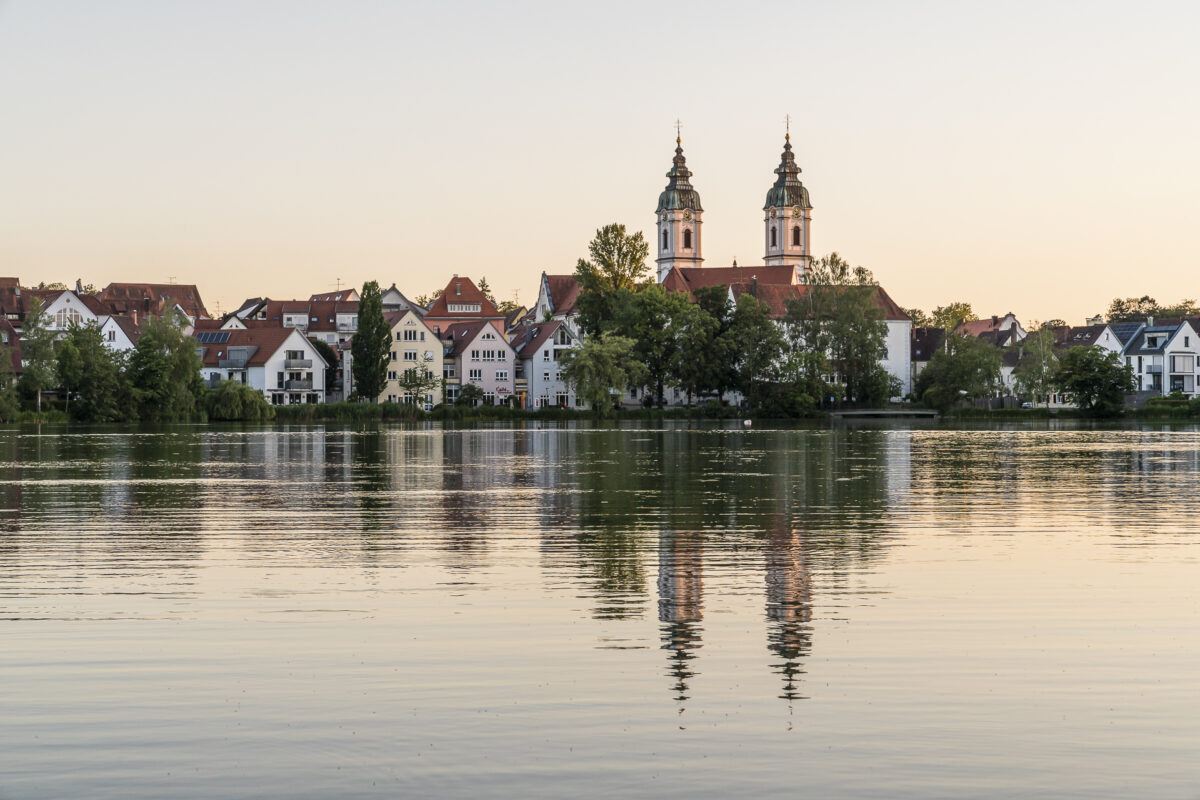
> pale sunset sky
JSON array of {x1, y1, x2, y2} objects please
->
[{"x1": 1, "y1": 1, "x2": 1197, "y2": 323}]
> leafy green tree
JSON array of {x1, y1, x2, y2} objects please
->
[
  {"x1": 905, "y1": 307, "x2": 932, "y2": 327},
  {"x1": 1055, "y1": 346, "x2": 1134, "y2": 415},
  {"x1": 618, "y1": 284, "x2": 693, "y2": 406},
  {"x1": 0, "y1": 342, "x2": 20, "y2": 422},
  {"x1": 914, "y1": 333, "x2": 1002, "y2": 410},
  {"x1": 56, "y1": 322, "x2": 125, "y2": 421},
  {"x1": 414, "y1": 288, "x2": 443, "y2": 307},
  {"x1": 456, "y1": 383, "x2": 485, "y2": 407},
  {"x1": 560, "y1": 332, "x2": 647, "y2": 415},
  {"x1": 685, "y1": 286, "x2": 738, "y2": 401},
  {"x1": 206, "y1": 379, "x2": 275, "y2": 421},
  {"x1": 308, "y1": 337, "x2": 339, "y2": 393},
  {"x1": 785, "y1": 253, "x2": 892, "y2": 405},
  {"x1": 1013, "y1": 328, "x2": 1058, "y2": 406},
  {"x1": 574, "y1": 224, "x2": 650, "y2": 335},
  {"x1": 128, "y1": 315, "x2": 205, "y2": 421},
  {"x1": 1107, "y1": 296, "x2": 1158, "y2": 322},
  {"x1": 18, "y1": 297, "x2": 56, "y2": 413},
  {"x1": 351, "y1": 280, "x2": 390, "y2": 401},
  {"x1": 931, "y1": 302, "x2": 978, "y2": 332},
  {"x1": 399, "y1": 365, "x2": 441, "y2": 408},
  {"x1": 727, "y1": 292, "x2": 787, "y2": 410},
  {"x1": 478, "y1": 276, "x2": 497, "y2": 305},
  {"x1": 1039, "y1": 319, "x2": 1067, "y2": 330}
]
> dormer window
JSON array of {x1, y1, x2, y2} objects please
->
[{"x1": 455, "y1": 283, "x2": 462, "y2": 296}]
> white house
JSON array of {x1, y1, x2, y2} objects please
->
[
  {"x1": 97, "y1": 315, "x2": 141, "y2": 352},
  {"x1": 1125, "y1": 320, "x2": 1200, "y2": 397},
  {"x1": 196, "y1": 327, "x2": 328, "y2": 405},
  {"x1": 512, "y1": 319, "x2": 580, "y2": 409}
]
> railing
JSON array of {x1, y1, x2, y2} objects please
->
[
  {"x1": 206, "y1": 376, "x2": 223, "y2": 388},
  {"x1": 284, "y1": 358, "x2": 312, "y2": 369},
  {"x1": 1146, "y1": 365, "x2": 1163, "y2": 374},
  {"x1": 284, "y1": 379, "x2": 313, "y2": 391},
  {"x1": 218, "y1": 358, "x2": 248, "y2": 369}
]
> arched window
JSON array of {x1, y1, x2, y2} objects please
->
[
  {"x1": 662, "y1": 229, "x2": 668, "y2": 250},
  {"x1": 792, "y1": 225, "x2": 801, "y2": 247},
  {"x1": 770, "y1": 226, "x2": 777, "y2": 248},
  {"x1": 683, "y1": 229, "x2": 692, "y2": 250}
]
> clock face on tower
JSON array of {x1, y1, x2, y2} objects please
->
[
  {"x1": 792, "y1": 206, "x2": 801, "y2": 217},
  {"x1": 769, "y1": 208, "x2": 777, "y2": 218},
  {"x1": 683, "y1": 210, "x2": 692, "y2": 221}
]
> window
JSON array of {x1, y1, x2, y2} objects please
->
[
  {"x1": 662, "y1": 229, "x2": 668, "y2": 250},
  {"x1": 1187, "y1": 336, "x2": 1191, "y2": 347},
  {"x1": 543, "y1": 350, "x2": 550, "y2": 360},
  {"x1": 396, "y1": 332, "x2": 403, "y2": 341},
  {"x1": 495, "y1": 369, "x2": 509, "y2": 382},
  {"x1": 470, "y1": 349, "x2": 480, "y2": 361},
  {"x1": 468, "y1": 368, "x2": 482, "y2": 382},
  {"x1": 483, "y1": 391, "x2": 496, "y2": 405},
  {"x1": 444, "y1": 364, "x2": 456, "y2": 379},
  {"x1": 543, "y1": 372, "x2": 550, "y2": 382},
  {"x1": 683, "y1": 228, "x2": 692, "y2": 249},
  {"x1": 390, "y1": 351, "x2": 397, "y2": 361},
  {"x1": 276, "y1": 372, "x2": 285, "y2": 389},
  {"x1": 388, "y1": 370, "x2": 398, "y2": 381},
  {"x1": 770, "y1": 226, "x2": 777, "y2": 248},
  {"x1": 106, "y1": 329, "x2": 115, "y2": 342},
  {"x1": 792, "y1": 225, "x2": 801, "y2": 246},
  {"x1": 404, "y1": 329, "x2": 418, "y2": 341},
  {"x1": 404, "y1": 350, "x2": 417, "y2": 361},
  {"x1": 448, "y1": 303, "x2": 481, "y2": 313}
]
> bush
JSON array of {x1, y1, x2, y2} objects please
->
[{"x1": 205, "y1": 380, "x2": 276, "y2": 421}]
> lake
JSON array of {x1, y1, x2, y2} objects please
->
[{"x1": 2, "y1": 422, "x2": 1198, "y2": 798}]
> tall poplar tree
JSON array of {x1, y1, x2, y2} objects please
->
[
  {"x1": 18, "y1": 297, "x2": 56, "y2": 413},
  {"x1": 351, "y1": 280, "x2": 390, "y2": 402}
]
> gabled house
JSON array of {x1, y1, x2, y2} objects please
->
[
  {"x1": 440, "y1": 319, "x2": 515, "y2": 406},
  {"x1": 309, "y1": 288, "x2": 359, "y2": 303},
  {"x1": 532, "y1": 273, "x2": 583, "y2": 329},
  {"x1": 381, "y1": 285, "x2": 425, "y2": 316},
  {"x1": 910, "y1": 327, "x2": 946, "y2": 385},
  {"x1": 424, "y1": 276, "x2": 504, "y2": 332},
  {"x1": 956, "y1": 313, "x2": 1027, "y2": 345},
  {"x1": 511, "y1": 319, "x2": 580, "y2": 409},
  {"x1": 31, "y1": 289, "x2": 102, "y2": 332},
  {"x1": 195, "y1": 327, "x2": 328, "y2": 405},
  {"x1": 380, "y1": 309, "x2": 443, "y2": 408},
  {"x1": 100, "y1": 282, "x2": 208, "y2": 322},
  {"x1": 1124, "y1": 320, "x2": 1200, "y2": 397},
  {"x1": 97, "y1": 315, "x2": 141, "y2": 352}
]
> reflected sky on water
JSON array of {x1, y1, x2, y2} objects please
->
[{"x1": 1, "y1": 422, "x2": 1199, "y2": 798}]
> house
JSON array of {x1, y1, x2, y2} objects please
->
[
  {"x1": 310, "y1": 288, "x2": 359, "y2": 303},
  {"x1": 532, "y1": 273, "x2": 583, "y2": 328},
  {"x1": 1124, "y1": 320, "x2": 1200, "y2": 398},
  {"x1": 380, "y1": 309, "x2": 443, "y2": 409},
  {"x1": 380, "y1": 285, "x2": 425, "y2": 316},
  {"x1": 194, "y1": 327, "x2": 328, "y2": 405},
  {"x1": 235, "y1": 299, "x2": 359, "y2": 346},
  {"x1": 30, "y1": 289, "x2": 103, "y2": 332},
  {"x1": 440, "y1": 320, "x2": 515, "y2": 406},
  {"x1": 423, "y1": 275, "x2": 504, "y2": 332},
  {"x1": 97, "y1": 315, "x2": 141, "y2": 351},
  {"x1": 956, "y1": 313, "x2": 1027, "y2": 345},
  {"x1": 100, "y1": 282, "x2": 208, "y2": 322},
  {"x1": 910, "y1": 327, "x2": 946, "y2": 386},
  {"x1": 511, "y1": 319, "x2": 580, "y2": 409}
]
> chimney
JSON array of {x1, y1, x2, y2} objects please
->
[
  {"x1": 991, "y1": 315, "x2": 998, "y2": 326},
  {"x1": 751, "y1": 276, "x2": 758, "y2": 298},
  {"x1": 75, "y1": 278, "x2": 83, "y2": 294},
  {"x1": 1148, "y1": 316, "x2": 1155, "y2": 327},
  {"x1": 132, "y1": 309, "x2": 139, "y2": 326}
]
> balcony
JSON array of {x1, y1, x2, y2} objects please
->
[
  {"x1": 1146, "y1": 365, "x2": 1163, "y2": 374},
  {"x1": 284, "y1": 379, "x2": 313, "y2": 391},
  {"x1": 284, "y1": 358, "x2": 312, "y2": 369},
  {"x1": 206, "y1": 375, "x2": 223, "y2": 389},
  {"x1": 218, "y1": 358, "x2": 249, "y2": 369}
]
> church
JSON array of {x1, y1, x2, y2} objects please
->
[{"x1": 652, "y1": 132, "x2": 913, "y2": 398}]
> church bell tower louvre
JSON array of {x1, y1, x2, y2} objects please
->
[
  {"x1": 763, "y1": 130, "x2": 812, "y2": 275},
  {"x1": 655, "y1": 134, "x2": 704, "y2": 283}
]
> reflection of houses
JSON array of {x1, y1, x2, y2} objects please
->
[
  {"x1": 765, "y1": 524, "x2": 812, "y2": 702},
  {"x1": 658, "y1": 531, "x2": 704, "y2": 704}
]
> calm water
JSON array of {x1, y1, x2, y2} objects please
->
[{"x1": 2, "y1": 422, "x2": 1199, "y2": 798}]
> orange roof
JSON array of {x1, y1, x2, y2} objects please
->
[
  {"x1": 194, "y1": 328, "x2": 308, "y2": 368},
  {"x1": 425, "y1": 276, "x2": 501, "y2": 321},
  {"x1": 543, "y1": 274, "x2": 582, "y2": 315},
  {"x1": 100, "y1": 283, "x2": 208, "y2": 320}
]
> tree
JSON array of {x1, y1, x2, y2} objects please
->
[
  {"x1": 1013, "y1": 328, "x2": 1058, "y2": 406},
  {"x1": 414, "y1": 288, "x2": 443, "y2": 307},
  {"x1": 914, "y1": 333, "x2": 1001, "y2": 411},
  {"x1": 128, "y1": 315, "x2": 205, "y2": 421},
  {"x1": 727, "y1": 292, "x2": 787, "y2": 410},
  {"x1": 1039, "y1": 319, "x2": 1067, "y2": 330},
  {"x1": 1055, "y1": 346, "x2": 1134, "y2": 415},
  {"x1": 905, "y1": 307, "x2": 932, "y2": 327},
  {"x1": 308, "y1": 337, "x2": 339, "y2": 393},
  {"x1": 57, "y1": 322, "x2": 125, "y2": 422},
  {"x1": 785, "y1": 253, "x2": 892, "y2": 405},
  {"x1": 618, "y1": 284, "x2": 693, "y2": 405},
  {"x1": 478, "y1": 276, "x2": 497, "y2": 305},
  {"x1": 931, "y1": 302, "x2": 978, "y2": 333},
  {"x1": 398, "y1": 365, "x2": 441, "y2": 409},
  {"x1": 560, "y1": 332, "x2": 647, "y2": 416},
  {"x1": 206, "y1": 379, "x2": 275, "y2": 421},
  {"x1": 1107, "y1": 296, "x2": 1159, "y2": 322},
  {"x1": 574, "y1": 224, "x2": 650, "y2": 336},
  {"x1": 18, "y1": 297, "x2": 56, "y2": 413},
  {"x1": 456, "y1": 383, "x2": 484, "y2": 407},
  {"x1": 0, "y1": 342, "x2": 20, "y2": 422},
  {"x1": 351, "y1": 280, "x2": 390, "y2": 401}
]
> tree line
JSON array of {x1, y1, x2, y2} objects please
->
[{"x1": 561, "y1": 224, "x2": 900, "y2": 415}]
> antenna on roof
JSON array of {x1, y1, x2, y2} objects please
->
[
  {"x1": 335, "y1": 278, "x2": 342, "y2": 292},
  {"x1": 168, "y1": 276, "x2": 177, "y2": 285}
]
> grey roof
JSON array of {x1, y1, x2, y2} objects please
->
[
  {"x1": 1108, "y1": 321, "x2": 1144, "y2": 345},
  {"x1": 1126, "y1": 322, "x2": 1183, "y2": 355},
  {"x1": 655, "y1": 139, "x2": 703, "y2": 212},
  {"x1": 764, "y1": 135, "x2": 812, "y2": 210}
]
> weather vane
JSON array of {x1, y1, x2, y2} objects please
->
[{"x1": 785, "y1": 113, "x2": 791, "y2": 139}]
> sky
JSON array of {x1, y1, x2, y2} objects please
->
[{"x1": 1, "y1": 0, "x2": 1197, "y2": 324}]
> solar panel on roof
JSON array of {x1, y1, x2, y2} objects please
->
[{"x1": 196, "y1": 331, "x2": 230, "y2": 344}]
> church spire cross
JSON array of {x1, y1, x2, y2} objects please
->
[
  {"x1": 675, "y1": 118, "x2": 682, "y2": 144},
  {"x1": 785, "y1": 114, "x2": 791, "y2": 141}
]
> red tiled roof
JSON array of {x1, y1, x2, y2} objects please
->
[
  {"x1": 100, "y1": 283, "x2": 208, "y2": 320},
  {"x1": 511, "y1": 319, "x2": 566, "y2": 359},
  {"x1": 193, "y1": 328, "x2": 302, "y2": 368},
  {"x1": 310, "y1": 289, "x2": 357, "y2": 302},
  {"x1": 110, "y1": 315, "x2": 141, "y2": 344},
  {"x1": 425, "y1": 276, "x2": 501, "y2": 321},
  {"x1": 544, "y1": 275, "x2": 582, "y2": 316},
  {"x1": 727, "y1": 283, "x2": 911, "y2": 321}
]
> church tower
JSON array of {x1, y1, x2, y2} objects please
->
[
  {"x1": 655, "y1": 135, "x2": 703, "y2": 283},
  {"x1": 763, "y1": 132, "x2": 812, "y2": 275}
]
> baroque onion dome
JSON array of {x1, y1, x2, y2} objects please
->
[
  {"x1": 764, "y1": 134, "x2": 812, "y2": 210},
  {"x1": 656, "y1": 138, "x2": 703, "y2": 213}
]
